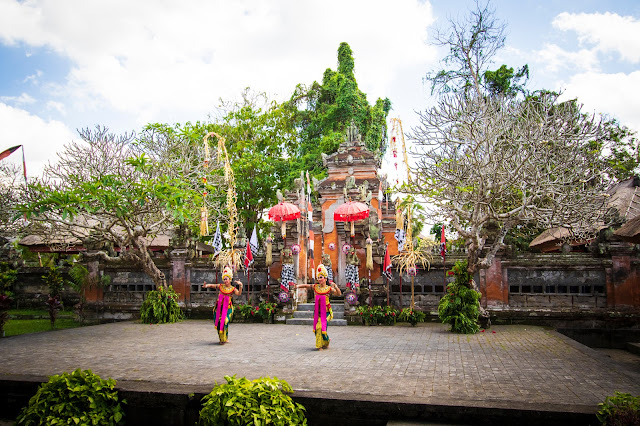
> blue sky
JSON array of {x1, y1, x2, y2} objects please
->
[{"x1": 1, "y1": 0, "x2": 639, "y2": 178}]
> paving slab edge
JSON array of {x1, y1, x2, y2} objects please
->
[{"x1": 0, "y1": 372, "x2": 597, "y2": 416}]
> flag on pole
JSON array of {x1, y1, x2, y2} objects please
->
[
  {"x1": 377, "y1": 181, "x2": 383, "y2": 223},
  {"x1": 212, "y1": 221, "x2": 223, "y2": 255},
  {"x1": 383, "y1": 244, "x2": 392, "y2": 279},
  {"x1": 249, "y1": 226, "x2": 259, "y2": 256},
  {"x1": 244, "y1": 239, "x2": 254, "y2": 269},
  {"x1": 0, "y1": 145, "x2": 21, "y2": 161},
  {"x1": 306, "y1": 171, "x2": 315, "y2": 279},
  {"x1": 21, "y1": 145, "x2": 27, "y2": 184},
  {"x1": 440, "y1": 224, "x2": 446, "y2": 261}
]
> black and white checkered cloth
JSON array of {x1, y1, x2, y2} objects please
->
[
  {"x1": 345, "y1": 264, "x2": 359, "y2": 285},
  {"x1": 281, "y1": 264, "x2": 295, "y2": 287}
]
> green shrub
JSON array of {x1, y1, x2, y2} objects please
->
[
  {"x1": 381, "y1": 305, "x2": 399, "y2": 325},
  {"x1": 0, "y1": 261, "x2": 17, "y2": 297},
  {"x1": 398, "y1": 307, "x2": 426, "y2": 326},
  {"x1": 356, "y1": 305, "x2": 382, "y2": 325},
  {"x1": 199, "y1": 375, "x2": 306, "y2": 426},
  {"x1": 139, "y1": 285, "x2": 183, "y2": 324},
  {"x1": 257, "y1": 301, "x2": 277, "y2": 320},
  {"x1": 16, "y1": 369, "x2": 125, "y2": 425},
  {"x1": 438, "y1": 260, "x2": 481, "y2": 334},
  {"x1": 234, "y1": 303, "x2": 259, "y2": 321},
  {"x1": 597, "y1": 391, "x2": 640, "y2": 425}
]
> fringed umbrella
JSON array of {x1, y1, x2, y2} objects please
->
[
  {"x1": 334, "y1": 200, "x2": 370, "y2": 237},
  {"x1": 268, "y1": 202, "x2": 301, "y2": 238}
]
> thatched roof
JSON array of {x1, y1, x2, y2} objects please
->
[
  {"x1": 19, "y1": 232, "x2": 216, "y2": 254},
  {"x1": 530, "y1": 176, "x2": 640, "y2": 252},
  {"x1": 613, "y1": 214, "x2": 640, "y2": 243}
]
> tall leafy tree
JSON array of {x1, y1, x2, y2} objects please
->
[
  {"x1": 287, "y1": 42, "x2": 391, "y2": 180},
  {"x1": 145, "y1": 89, "x2": 298, "y2": 236}
]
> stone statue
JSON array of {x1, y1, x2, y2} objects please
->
[{"x1": 321, "y1": 253, "x2": 334, "y2": 283}]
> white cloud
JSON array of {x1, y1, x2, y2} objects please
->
[
  {"x1": 0, "y1": 93, "x2": 36, "y2": 106},
  {"x1": 0, "y1": 0, "x2": 436, "y2": 129},
  {"x1": 46, "y1": 101, "x2": 66, "y2": 115},
  {"x1": 23, "y1": 70, "x2": 43, "y2": 85},
  {"x1": 553, "y1": 12, "x2": 640, "y2": 63},
  {"x1": 533, "y1": 43, "x2": 599, "y2": 73},
  {"x1": 558, "y1": 71, "x2": 640, "y2": 133},
  {"x1": 0, "y1": 103, "x2": 76, "y2": 177}
]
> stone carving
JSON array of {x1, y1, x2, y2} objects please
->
[
  {"x1": 345, "y1": 176, "x2": 356, "y2": 189},
  {"x1": 321, "y1": 253, "x2": 334, "y2": 282}
]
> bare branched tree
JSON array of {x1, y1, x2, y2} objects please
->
[
  {"x1": 410, "y1": 92, "x2": 607, "y2": 274},
  {"x1": 409, "y1": 1, "x2": 610, "y2": 277},
  {"x1": 0, "y1": 162, "x2": 26, "y2": 240}
]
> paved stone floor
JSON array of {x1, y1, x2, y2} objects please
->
[{"x1": 1, "y1": 320, "x2": 639, "y2": 415}]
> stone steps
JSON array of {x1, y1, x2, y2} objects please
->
[
  {"x1": 627, "y1": 342, "x2": 640, "y2": 356},
  {"x1": 286, "y1": 302, "x2": 347, "y2": 326}
]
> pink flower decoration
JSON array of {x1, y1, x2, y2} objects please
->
[
  {"x1": 328, "y1": 243, "x2": 336, "y2": 251},
  {"x1": 291, "y1": 244, "x2": 301, "y2": 254}
]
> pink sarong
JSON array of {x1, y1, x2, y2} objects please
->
[
  {"x1": 215, "y1": 293, "x2": 231, "y2": 332},
  {"x1": 313, "y1": 293, "x2": 328, "y2": 333}
]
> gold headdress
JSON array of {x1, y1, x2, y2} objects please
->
[{"x1": 317, "y1": 264, "x2": 328, "y2": 279}]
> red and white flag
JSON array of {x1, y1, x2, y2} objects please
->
[
  {"x1": 377, "y1": 181, "x2": 383, "y2": 223},
  {"x1": 0, "y1": 145, "x2": 21, "y2": 161},
  {"x1": 244, "y1": 239, "x2": 254, "y2": 269},
  {"x1": 440, "y1": 224, "x2": 446, "y2": 261},
  {"x1": 383, "y1": 244, "x2": 392, "y2": 279}
]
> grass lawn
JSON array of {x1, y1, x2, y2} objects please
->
[{"x1": 3, "y1": 318, "x2": 85, "y2": 337}]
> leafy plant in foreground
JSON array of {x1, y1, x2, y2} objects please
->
[
  {"x1": 199, "y1": 375, "x2": 306, "y2": 426},
  {"x1": 438, "y1": 260, "x2": 481, "y2": 334},
  {"x1": 139, "y1": 285, "x2": 183, "y2": 324},
  {"x1": 16, "y1": 369, "x2": 126, "y2": 425},
  {"x1": 597, "y1": 391, "x2": 640, "y2": 425}
]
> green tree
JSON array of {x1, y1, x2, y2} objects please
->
[
  {"x1": 287, "y1": 42, "x2": 391, "y2": 180},
  {"x1": 144, "y1": 89, "x2": 298, "y2": 236},
  {"x1": 19, "y1": 126, "x2": 223, "y2": 288}
]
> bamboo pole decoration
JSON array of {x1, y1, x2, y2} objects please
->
[{"x1": 204, "y1": 132, "x2": 240, "y2": 271}]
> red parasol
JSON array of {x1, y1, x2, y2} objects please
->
[
  {"x1": 268, "y1": 202, "x2": 301, "y2": 237},
  {"x1": 334, "y1": 201, "x2": 370, "y2": 236}
]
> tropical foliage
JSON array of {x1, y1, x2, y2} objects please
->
[
  {"x1": 398, "y1": 307, "x2": 426, "y2": 326},
  {"x1": 199, "y1": 375, "x2": 306, "y2": 426},
  {"x1": 139, "y1": 285, "x2": 184, "y2": 324},
  {"x1": 16, "y1": 369, "x2": 126, "y2": 425},
  {"x1": 597, "y1": 391, "x2": 640, "y2": 426},
  {"x1": 287, "y1": 42, "x2": 391, "y2": 180},
  {"x1": 438, "y1": 261, "x2": 481, "y2": 334}
]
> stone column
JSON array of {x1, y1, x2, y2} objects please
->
[
  {"x1": 169, "y1": 248, "x2": 189, "y2": 304},
  {"x1": 607, "y1": 243, "x2": 638, "y2": 309},
  {"x1": 83, "y1": 255, "x2": 103, "y2": 304}
]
